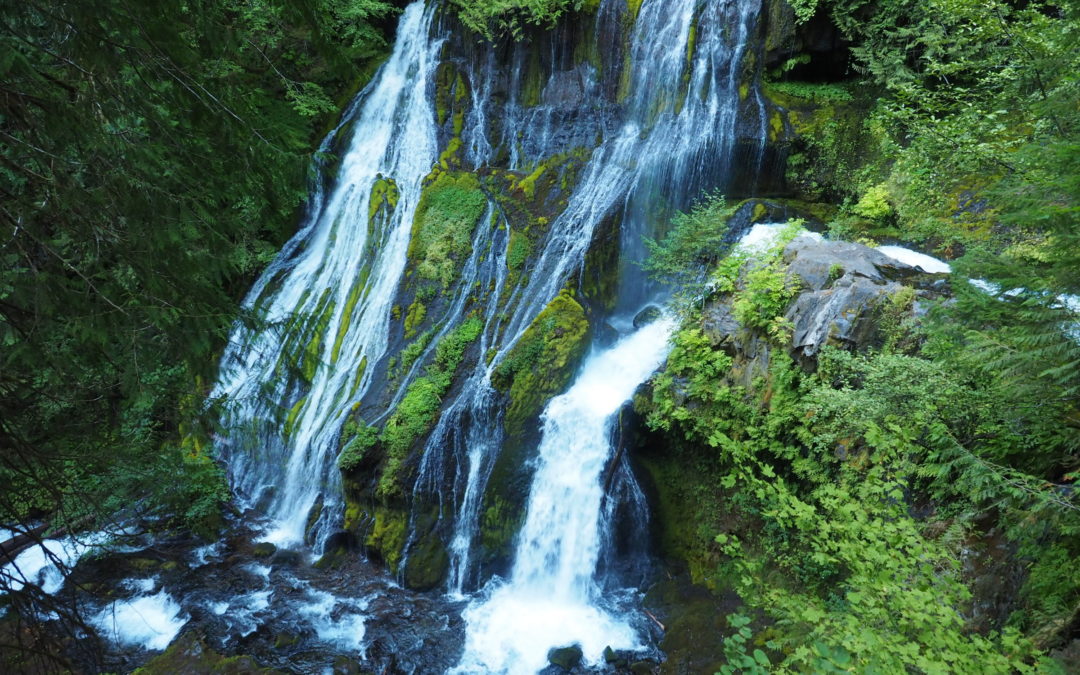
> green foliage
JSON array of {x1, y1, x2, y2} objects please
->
[
  {"x1": 409, "y1": 171, "x2": 488, "y2": 290},
  {"x1": 394, "y1": 328, "x2": 436, "y2": 378},
  {"x1": 506, "y1": 229, "x2": 531, "y2": 270},
  {"x1": 0, "y1": 0, "x2": 393, "y2": 648},
  {"x1": 376, "y1": 317, "x2": 483, "y2": 498},
  {"x1": 712, "y1": 221, "x2": 803, "y2": 341},
  {"x1": 642, "y1": 225, "x2": 1078, "y2": 667},
  {"x1": 643, "y1": 193, "x2": 738, "y2": 291},
  {"x1": 851, "y1": 183, "x2": 893, "y2": 222},
  {"x1": 764, "y1": 80, "x2": 852, "y2": 104},
  {"x1": 450, "y1": 0, "x2": 599, "y2": 39}
]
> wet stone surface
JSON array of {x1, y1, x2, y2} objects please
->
[{"x1": 56, "y1": 516, "x2": 467, "y2": 674}]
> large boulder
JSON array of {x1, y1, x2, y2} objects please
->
[
  {"x1": 781, "y1": 235, "x2": 947, "y2": 360},
  {"x1": 701, "y1": 235, "x2": 949, "y2": 382}
]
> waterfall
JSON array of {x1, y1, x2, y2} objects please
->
[
  {"x1": 210, "y1": 2, "x2": 443, "y2": 551},
  {"x1": 455, "y1": 318, "x2": 676, "y2": 673},
  {"x1": 436, "y1": 0, "x2": 763, "y2": 593}
]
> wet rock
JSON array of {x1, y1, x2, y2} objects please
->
[
  {"x1": 633, "y1": 305, "x2": 663, "y2": 329},
  {"x1": 644, "y1": 576, "x2": 741, "y2": 674},
  {"x1": 315, "y1": 531, "x2": 357, "y2": 570},
  {"x1": 702, "y1": 235, "x2": 949, "y2": 380},
  {"x1": 547, "y1": 644, "x2": 583, "y2": 670},
  {"x1": 782, "y1": 235, "x2": 947, "y2": 361},
  {"x1": 273, "y1": 631, "x2": 300, "y2": 649},
  {"x1": 403, "y1": 531, "x2": 449, "y2": 591},
  {"x1": 603, "y1": 645, "x2": 618, "y2": 663},
  {"x1": 252, "y1": 542, "x2": 277, "y2": 558},
  {"x1": 630, "y1": 660, "x2": 659, "y2": 675},
  {"x1": 270, "y1": 548, "x2": 305, "y2": 567}
]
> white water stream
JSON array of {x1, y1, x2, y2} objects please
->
[
  {"x1": 211, "y1": 2, "x2": 442, "y2": 549},
  {"x1": 456, "y1": 318, "x2": 676, "y2": 674}
]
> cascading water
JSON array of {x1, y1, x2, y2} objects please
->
[
  {"x1": 433, "y1": 0, "x2": 764, "y2": 598},
  {"x1": 455, "y1": 318, "x2": 676, "y2": 674},
  {"x1": 445, "y1": 0, "x2": 766, "y2": 670},
  {"x1": 210, "y1": 2, "x2": 443, "y2": 550}
]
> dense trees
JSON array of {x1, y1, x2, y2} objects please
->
[{"x1": 0, "y1": 0, "x2": 393, "y2": 662}]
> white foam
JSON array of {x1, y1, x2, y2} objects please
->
[
  {"x1": 297, "y1": 588, "x2": 367, "y2": 654},
  {"x1": 457, "y1": 587, "x2": 638, "y2": 674},
  {"x1": 876, "y1": 245, "x2": 951, "y2": 274},
  {"x1": 190, "y1": 542, "x2": 224, "y2": 567},
  {"x1": 214, "y1": 589, "x2": 272, "y2": 638},
  {"x1": 93, "y1": 590, "x2": 187, "y2": 651},
  {"x1": 738, "y1": 223, "x2": 821, "y2": 253},
  {"x1": 122, "y1": 577, "x2": 157, "y2": 593},
  {"x1": 1, "y1": 532, "x2": 111, "y2": 595}
]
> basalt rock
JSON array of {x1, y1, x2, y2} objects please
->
[
  {"x1": 547, "y1": 643, "x2": 583, "y2": 670},
  {"x1": 782, "y1": 236, "x2": 947, "y2": 362}
]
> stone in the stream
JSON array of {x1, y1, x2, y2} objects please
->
[
  {"x1": 630, "y1": 660, "x2": 659, "y2": 674},
  {"x1": 633, "y1": 304, "x2": 663, "y2": 329},
  {"x1": 252, "y1": 542, "x2": 277, "y2": 558},
  {"x1": 547, "y1": 644, "x2": 583, "y2": 670}
]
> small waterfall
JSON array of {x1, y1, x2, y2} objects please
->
[
  {"x1": 455, "y1": 318, "x2": 676, "y2": 673},
  {"x1": 210, "y1": 2, "x2": 443, "y2": 551}
]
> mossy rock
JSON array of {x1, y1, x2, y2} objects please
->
[
  {"x1": 403, "y1": 530, "x2": 450, "y2": 591},
  {"x1": 476, "y1": 494, "x2": 523, "y2": 564},
  {"x1": 363, "y1": 506, "x2": 409, "y2": 574},
  {"x1": 252, "y1": 542, "x2": 277, "y2": 558},
  {"x1": 644, "y1": 579, "x2": 741, "y2": 675},
  {"x1": 408, "y1": 171, "x2": 487, "y2": 291},
  {"x1": 492, "y1": 288, "x2": 590, "y2": 438},
  {"x1": 547, "y1": 644, "x2": 583, "y2": 670},
  {"x1": 135, "y1": 634, "x2": 282, "y2": 674}
]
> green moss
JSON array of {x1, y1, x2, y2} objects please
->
[
  {"x1": 347, "y1": 355, "x2": 368, "y2": 400},
  {"x1": 492, "y1": 289, "x2": 590, "y2": 437},
  {"x1": 376, "y1": 317, "x2": 485, "y2": 498},
  {"x1": 518, "y1": 164, "x2": 547, "y2": 201},
  {"x1": 521, "y1": 43, "x2": 544, "y2": 107},
  {"x1": 439, "y1": 136, "x2": 463, "y2": 169},
  {"x1": 506, "y1": 229, "x2": 531, "y2": 270},
  {"x1": 739, "y1": 82, "x2": 749, "y2": 100},
  {"x1": 752, "y1": 202, "x2": 768, "y2": 222},
  {"x1": 284, "y1": 396, "x2": 306, "y2": 438},
  {"x1": 368, "y1": 176, "x2": 399, "y2": 229},
  {"x1": 404, "y1": 300, "x2": 426, "y2": 338},
  {"x1": 338, "y1": 420, "x2": 379, "y2": 472},
  {"x1": 394, "y1": 328, "x2": 435, "y2": 378},
  {"x1": 409, "y1": 171, "x2": 487, "y2": 290},
  {"x1": 135, "y1": 635, "x2": 282, "y2": 674},
  {"x1": 299, "y1": 288, "x2": 335, "y2": 382},
  {"x1": 626, "y1": 0, "x2": 644, "y2": 22},
  {"x1": 365, "y1": 507, "x2": 408, "y2": 573},
  {"x1": 331, "y1": 277, "x2": 365, "y2": 365},
  {"x1": 479, "y1": 495, "x2": 522, "y2": 560}
]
